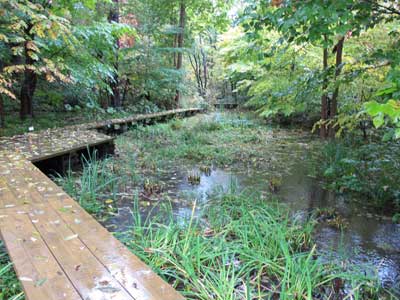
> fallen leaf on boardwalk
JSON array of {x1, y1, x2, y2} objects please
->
[
  {"x1": 64, "y1": 234, "x2": 78, "y2": 241},
  {"x1": 35, "y1": 278, "x2": 47, "y2": 287},
  {"x1": 34, "y1": 255, "x2": 49, "y2": 261},
  {"x1": 99, "y1": 280, "x2": 110, "y2": 286}
]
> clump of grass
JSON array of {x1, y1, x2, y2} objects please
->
[
  {"x1": 143, "y1": 178, "x2": 165, "y2": 195},
  {"x1": 170, "y1": 118, "x2": 184, "y2": 131},
  {"x1": 187, "y1": 171, "x2": 201, "y2": 185},
  {"x1": 0, "y1": 242, "x2": 24, "y2": 300},
  {"x1": 194, "y1": 120, "x2": 223, "y2": 132},
  {"x1": 118, "y1": 190, "x2": 387, "y2": 300},
  {"x1": 56, "y1": 152, "x2": 121, "y2": 215},
  {"x1": 199, "y1": 165, "x2": 212, "y2": 176}
]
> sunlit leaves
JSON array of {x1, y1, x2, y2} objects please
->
[
  {"x1": 0, "y1": 0, "x2": 72, "y2": 99},
  {"x1": 365, "y1": 100, "x2": 400, "y2": 138}
]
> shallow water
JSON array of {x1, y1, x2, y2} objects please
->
[{"x1": 104, "y1": 115, "x2": 400, "y2": 292}]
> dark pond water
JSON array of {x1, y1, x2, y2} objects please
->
[{"x1": 103, "y1": 115, "x2": 400, "y2": 293}]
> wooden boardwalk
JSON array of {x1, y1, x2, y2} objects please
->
[
  {"x1": 0, "y1": 128, "x2": 114, "y2": 163},
  {"x1": 0, "y1": 108, "x2": 202, "y2": 300}
]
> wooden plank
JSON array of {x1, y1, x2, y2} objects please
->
[
  {"x1": 0, "y1": 207, "x2": 82, "y2": 300},
  {"x1": 82, "y1": 108, "x2": 203, "y2": 130},
  {"x1": 0, "y1": 153, "x2": 39, "y2": 209},
  {"x1": 24, "y1": 204, "x2": 136, "y2": 300},
  {"x1": 1, "y1": 158, "x2": 135, "y2": 300},
  {"x1": 0, "y1": 128, "x2": 113, "y2": 162},
  {"x1": 7, "y1": 155, "x2": 185, "y2": 300}
]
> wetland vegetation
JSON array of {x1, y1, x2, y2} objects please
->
[{"x1": 57, "y1": 113, "x2": 399, "y2": 299}]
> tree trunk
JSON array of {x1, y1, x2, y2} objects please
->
[
  {"x1": 0, "y1": 95, "x2": 4, "y2": 128},
  {"x1": 108, "y1": 0, "x2": 121, "y2": 108},
  {"x1": 329, "y1": 37, "x2": 345, "y2": 138},
  {"x1": 20, "y1": 38, "x2": 37, "y2": 120},
  {"x1": 320, "y1": 44, "x2": 329, "y2": 138},
  {"x1": 175, "y1": 2, "x2": 186, "y2": 105},
  {"x1": 122, "y1": 79, "x2": 130, "y2": 105},
  {"x1": 199, "y1": 36, "x2": 208, "y2": 93},
  {"x1": 189, "y1": 54, "x2": 202, "y2": 94},
  {"x1": 173, "y1": 35, "x2": 178, "y2": 67}
]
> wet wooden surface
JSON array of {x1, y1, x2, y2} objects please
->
[
  {"x1": 0, "y1": 109, "x2": 202, "y2": 299},
  {"x1": 0, "y1": 128, "x2": 114, "y2": 163},
  {"x1": 75, "y1": 108, "x2": 203, "y2": 131}
]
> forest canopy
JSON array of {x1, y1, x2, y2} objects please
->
[{"x1": 0, "y1": 0, "x2": 399, "y2": 141}]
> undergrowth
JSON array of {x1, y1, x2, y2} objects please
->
[
  {"x1": 0, "y1": 242, "x2": 24, "y2": 300},
  {"x1": 118, "y1": 189, "x2": 393, "y2": 300},
  {"x1": 316, "y1": 137, "x2": 400, "y2": 218}
]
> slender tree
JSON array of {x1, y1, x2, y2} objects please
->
[
  {"x1": 20, "y1": 23, "x2": 36, "y2": 119},
  {"x1": 108, "y1": 0, "x2": 122, "y2": 108},
  {"x1": 175, "y1": 1, "x2": 186, "y2": 104}
]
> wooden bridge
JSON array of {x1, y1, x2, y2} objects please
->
[{"x1": 0, "y1": 108, "x2": 203, "y2": 300}]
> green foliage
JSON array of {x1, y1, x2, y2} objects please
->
[
  {"x1": 317, "y1": 139, "x2": 400, "y2": 213},
  {"x1": 365, "y1": 100, "x2": 400, "y2": 139},
  {"x1": 0, "y1": 0, "x2": 71, "y2": 99},
  {"x1": 217, "y1": 1, "x2": 400, "y2": 140}
]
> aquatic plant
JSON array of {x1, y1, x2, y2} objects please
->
[
  {"x1": 143, "y1": 178, "x2": 165, "y2": 195},
  {"x1": 118, "y1": 190, "x2": 390, "y2": 300},
  {"x1": 188, "y1": 171, "x2": 201, "y2": 185},
  {"x1": 57, "y1": 152, "x2": 121, "y2": 215},
  {"x1": 199, "y1": 165, "x2": 212, "y2": 176}
]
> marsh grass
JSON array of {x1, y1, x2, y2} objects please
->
[
  {"x1": 57, "y1": 152, "x2": 122, "y2": 215},
  {"x1": 116, "y1": 112, "x2": 280, "y2": 169},
  {"x1": 118, "y1": 189, "x2": 389, "y2": 300},
  {"x1": 0, "y1": 242, "x2": 24, "y2": 300}
]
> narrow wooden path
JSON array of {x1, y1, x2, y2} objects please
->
[{"x1": 0, "y1": 108, "x2": 202, "y2": 300}]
